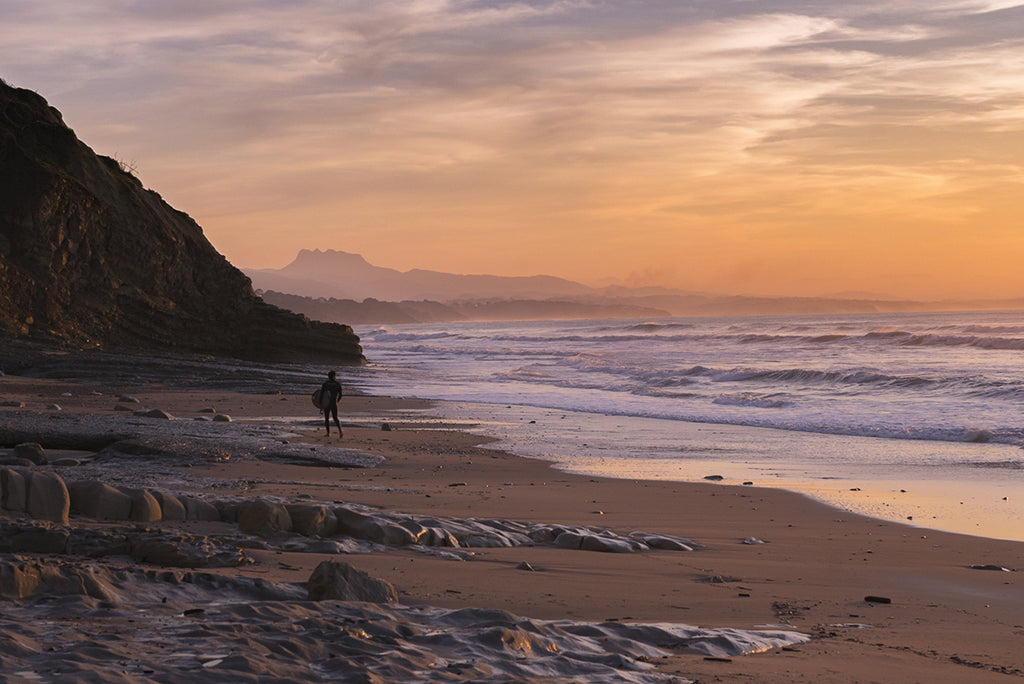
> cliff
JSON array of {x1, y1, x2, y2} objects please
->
[{"x1": 0, "y1": 80, "x2": 363, "y2": 363}]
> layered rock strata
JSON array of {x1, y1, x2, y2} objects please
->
[{"x1": 0, "y1": 80, "x2": 363, "y2": 363}]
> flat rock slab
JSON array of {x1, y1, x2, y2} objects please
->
[{"x1": 0, "y1": 412, "x2": 382, "y2": 470}]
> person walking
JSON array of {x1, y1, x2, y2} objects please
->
[{"x1": 321, "y1": 370, "x2": 343, "y2": 438}]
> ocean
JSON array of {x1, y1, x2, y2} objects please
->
[{"x1": 348, "y1": 310, "x2": 1024, "y2": 541}]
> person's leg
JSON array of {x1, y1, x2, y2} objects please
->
[
  {"x1": 324, "y1": 409, "x2": 330, "y2": 435},
  {"x1": 331, "y1": 404, "x2": 342, "y2": 435}
]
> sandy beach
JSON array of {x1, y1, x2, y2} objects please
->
[{"x1": 2, "y1": 369, "x2": 1023, "y2": 683}]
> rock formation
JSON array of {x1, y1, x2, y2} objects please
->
[{"x1": 0, "y1": 80, "x2": 363, "y2": 363}]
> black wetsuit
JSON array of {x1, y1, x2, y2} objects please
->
[{"x1": 321, "y1": 378, "x2": 343, "y2": 435}]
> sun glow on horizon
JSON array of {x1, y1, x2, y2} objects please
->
[{"x1": 3, "y1": 1, "x2": 1023, "y2": 300}]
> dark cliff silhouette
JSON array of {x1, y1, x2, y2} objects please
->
[{"x1": 0, "y1": 80, "x2": 363, "y2": 363}]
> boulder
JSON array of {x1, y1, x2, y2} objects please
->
[
  {"x1": 335, "y1": 507, "x2": 416, "y2": 546},
  {"x1": 25, "y1": 470, "x2": 70, "y2": 523},
  {"x1": 181, "y1": 496, "x2": 221, "y2": 522},
  {"x1": 212, "y1": 414, "x2": 232, "y2": 423},
  {"x1": 125, "y1": 488, "x2": 162, "y2": 522},
  {"x1": 286, "y1": 504, "x2": 337, "y2": 538},
  {"x1": 1, "y1": 467, "x2": 28, "y2": 512},
  {"x1": 13, "y1": 443, "x2": 46, "y2": 465},
  {"x1": 237, "y1": 500, "x2": 292, "y2": 537},
  {"x1": 67, "y1": 480, "x2": 132, "y2": 520},
  {"x1": 150, "y1": 490, "x2": 186, "y2": 521},
  {"x1": 134, "y1": 409, "x2": 175, "y2": 420},
  {"x1": 306, "y1": 560, "x2": 398, "y2": 603}
]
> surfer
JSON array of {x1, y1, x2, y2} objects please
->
[{"x1": 321, "y1": 370, "x2": 343, "y2": 438}]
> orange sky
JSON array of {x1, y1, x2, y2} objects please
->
[{"x1": 3, "y1": 1, "x2": 1024, "y2": 299}]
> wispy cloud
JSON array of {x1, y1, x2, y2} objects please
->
[{"x1": 2, "y1": 0, "x2": 1023, "y2": 297}]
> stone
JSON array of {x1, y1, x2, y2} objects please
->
[
  {"x1": 286, "y1": 504, "x2": 337, "y2": 537},
  {"x1": 134, "y1": 409, "x2": 175, "y2": 420},
  {"x1": 198, "y1": 407, "x2": 216, "y2": 413},
  {"x1": 516, "y1": 561, "x2": 536, "y2": 571},
  {"x1": 1, "y1": 467, "x2": 28, "y2": 512},
  {"x1": 67, "y1": 480, "x2": 132, "y2": 520},
  {"x1": 13, "y1": 443, "x2": 45, "y2": 464},
  {"x1": 11, "y1": 527, "x2": 69, "y2": 554},
  {"x1": 118, "y1": 395, "x2": 141, "y2": 404},
  {"x1": 181, "y1": 496, "x2": 221, "y2": 522},
  {"x1": 306, "y1": 561, "x2": 398, "y2": 603},
  {"x1": 150, "y1": 490, "x2": 186, "y2": 521},
  {"x1": 237, "y1": 500, "x2": 292, "y2": 537},
  {"x1": 579, "y1": 534, "x2": 644, "y2": 553},
  {"x1": 25, "y1": 471, "x2": 70, "y2": 523},
  {"x1": 1, "y1": 400, "x2": 25, "y2": 408},
  {"x1": 212, "y1": 414, "x2": 232, "y2": 422},
  {"x1": 334, "y1": 507, "x2": 416, "y2": 546},
  {"x1": 125, "y1": 488, "x2": 162, "y2": 522}
]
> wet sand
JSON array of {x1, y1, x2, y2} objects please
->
[{"x1": 2, "y1": 372, "x2": 1023, "y2": 682}]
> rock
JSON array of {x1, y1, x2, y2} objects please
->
[
  {"x1": 118, "y1": 395, "x2": 141, "y2": 404},
  {"x1": 125, "y1": 488, "x2": 162, "y2": 522},
  {"x1": 630, "y1": 532, "x2": 700, "y2": 551},
  {"x1": 212, "y1": 414, "x2": 232, "y2": 422},
  {"x1": 742, "y1": 537, "x2": 765, "y2": 545},
  {"x1": 114, "y1": 405, "x2": 135, "y2": 412},
  {"x1": 334, "y1": 507, "x2": 416, "y2": 546},
  {"x1": 49, "y1": 458, "x2": 81, "y2": 467},
  {"x1": 516, "y1": 561, "x2": 536, "y2": 571},
  {"x1": 969, "y1": 564, "x2": 1013, "y2": 572},
  {"x1": 864, "y1": 595, "x2": 892, "y2": 604},
  {"x1": 46, "y1": 404, "x2": 62, "y2": 411},
  {"x1": 237, "y1": 500, "x2": 293, "y2": 537},
  {"x1": 67, "y1": 480, "x2": 132, "y2": 520},
  {"x1": 150, "y1": 490, "x2": 186, "y2": 521},
  {"x1": 306, "y1": 560, "x2": 398, "y2": 603},
  {"x1": 553, "y1": 531, "x2": 584, "y2": 550},
  {"x1": 580, "y1": 534, "x2": 645, "y2": 553},
  {"x1": 703, "y1": 475, "x2": 725, "y2": 481},
  {"x1": 11, "y1": 526, "x2": 69, "y2": 554},
  {"x1": 1, "y1": 400, "x2": 25, "y2": 408},
  {"x1": 181, "y1": 496, "x2": 221, "y2": 522},
  {"x1": 129, "y1": 534, "x2": 248, "y2": 568},
  {"x1": 286, "y1": 504, "x2": 337, "y2": 537},
  {"x1": 198, "y1": 407, "x2": 216, "y2": 413},
  {"x1": 1, "y1": 467, "x2": 28, "y2": 512},
  {"x1": 134, "y1": 409, "x2": 175, "y2": 420},
  {"x1": 0, "y1": 81, "x2": 365, "y2": 363},
  {"x1": 381, "y1": 423, "x2": 393, "y2": 431},
  {"x1": 25, "y1": 470, "x2": 70, "y2": 523}
]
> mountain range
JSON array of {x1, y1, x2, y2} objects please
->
[{"x1": 247, "y1": 250, "x2": 1024, "y2": 326}]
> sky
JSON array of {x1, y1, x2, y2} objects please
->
[{"x1": 3, "y1": 0, "x2": 1024, "y2": 299}]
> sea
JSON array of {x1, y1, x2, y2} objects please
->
[{"x1": 345, "y1": 310, "x2": 1024, "y2": 542}]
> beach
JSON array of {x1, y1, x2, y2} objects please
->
[{"x1": 1, "y1": 367, "x2": 1023, "y2": 683}]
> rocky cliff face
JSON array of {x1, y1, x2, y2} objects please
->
[{"x1": 0, "y1": 81, "x2": 363, "y2": 363}]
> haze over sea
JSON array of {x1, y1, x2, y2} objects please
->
[{"x1": 351, "y1": 310, "x2": 1024, "y2": 542}]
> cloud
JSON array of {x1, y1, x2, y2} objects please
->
[{"x1": 2, "y1": 0, "x2": 1023, "y2": 297}]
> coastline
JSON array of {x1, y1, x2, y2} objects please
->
[
  {"x1": 383, "y1": 399, "x2": 1024, "y2": 544},
  {"x1": 2, "y1": 373, "x2": 1023, "y2": 681}
]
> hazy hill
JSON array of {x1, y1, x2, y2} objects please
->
[
  {"x1": 248, "y1": 249, "x2": 594, "y2": 302},
  {"x1": 0, "y1": 80, "x2": 363, "y2": 363},
  {"x1": 258, "y1": 290, "x2": 669, "y2": 325}
]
